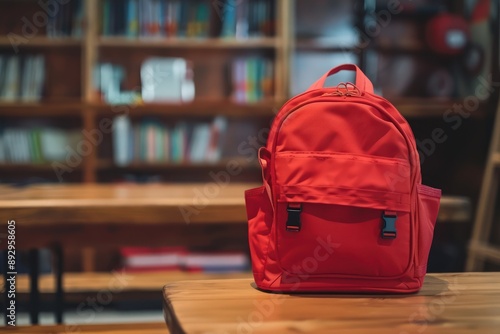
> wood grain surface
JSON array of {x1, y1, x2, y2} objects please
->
[
  {"x1": 0, "y1": 322, "x2": 168, "y2": 334},
  {"x1": 0, "y1": 183, "x2": 257, "y2": 225},
  {"x1": 0, "y1": 183, "x2": 471, "y2": 250},
  {"x1": 162, "y1": 273, "x2": 500, "y2": 334},
  {"x1": 0, "y1": 183, "x2": 469, "y2": 225}
]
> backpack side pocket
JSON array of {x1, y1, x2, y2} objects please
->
[
  {"x1": 416, "y1": 184, "x2": 442, "y2": 278},
  {"x1": 245, "y1": 186, "x2": 273, "y2": 283}
]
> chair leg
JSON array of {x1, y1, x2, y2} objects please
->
[{"x1": 29, "y1": 249, "x2": 39, "y2": 325}]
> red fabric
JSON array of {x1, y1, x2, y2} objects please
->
[{"x1": 245, "y1": 64, "x2": 441, "y2": 293}]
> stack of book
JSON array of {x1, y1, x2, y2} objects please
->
[
  {"x1": 47, "y1": 0, "x2": 84, "y2": 37},
  {"x1": 120, "y1": 246, "x2": 249, "y2": 273},
  {"x1": 112, "y1": 116, "x2": 228, "y2": 166},
  {"x1": 231, "y1": 57, "x2": 274, "y2": 103},
  {"x1": 0, "y1": 55, "x2": 45, "y2": 102},
  {"x1": 0, "y1": 127, "x2": 81, "y2": 164}
]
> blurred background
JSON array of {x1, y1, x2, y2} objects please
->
[{"x1": 0, "y1": 0, "x2": 499, "y2": 325}]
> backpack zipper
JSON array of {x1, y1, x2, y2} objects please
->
[{"x1": 321, "y1": 83, "x2": 363, "y2": 98}]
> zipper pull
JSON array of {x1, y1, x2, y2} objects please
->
[
  {"x1": 322, "y1": 91, "x2": 344, "y2": 97},
  {"x1": 344, "y1": 82, "x2": 362, "y2": 97},
  {"x1": 321, "y1": 82, "x2": 363, "y2": 97}
]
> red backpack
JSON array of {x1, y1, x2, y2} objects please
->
[{"x1": 245, "y1": 64, "x2": 442, "y2": 293}]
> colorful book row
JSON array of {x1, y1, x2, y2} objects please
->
[
  {"x1": 231, "y1": 57, "x2": 274, "y2": 103},
  {"x1": 0, "y1": 127, "x2": 80, "y2": 164},
  {"x1": 112, "y1": 116, "x2": 228, "y2": 166},
  {"x1": 220, "y1": 0, "x2": 275, "y2": 38},
  {"x1": 101, "y1": 0, "x2": 274, "y2": 38}
]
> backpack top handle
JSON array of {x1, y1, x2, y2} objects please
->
[{"x1": 308, "y1": 64, "x2": 374, "y2": 94}]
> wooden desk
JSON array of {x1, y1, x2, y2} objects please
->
[
  {"x1": 162, "y1": 273, "x2": 500, "y2": 334},
  {"x1": 0, "y1": 183, "x2": 471, "y2": 325},
  {"x1": 0, "y1": 182, "x2": 470, "y2": 248},
  {"x1": 0, "y1": 183, "x2": 256, "y2": 325}
]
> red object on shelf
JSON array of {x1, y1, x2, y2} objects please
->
[{"x1": 426, "y1": 13, "x2": 469, "y2": 55}]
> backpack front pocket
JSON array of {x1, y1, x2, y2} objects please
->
[{"x1": 274, "y1": 151, "x2": 413, "y2": 279}]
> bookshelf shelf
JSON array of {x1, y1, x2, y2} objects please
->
[
  {"x1": 393, "y1": 98, "x2": 487, "y2": 119},
  {"x1": 96, "y1": 159, "x2": 260, "y2": 172},
  {"x1": 0, "y1": 37, "x2": 82, "y2": 48},
  {"x1": 97, "y1": 37, "x2": 279, "y2": 49},
  {"x1": 0, "y1": 163, "x2": 81, "y2": 172},
  {"x1": 0, "y1": 102, "x2": 83, "y2": 117},
  {"x1": 369, "y1": 44, "x2": 429, "y2": 55},
  {"x1": 294, "y1": 40, "x2": 355, "y2": 52},
  {"x1": 94, "y1": 100, "x2": 279, "y2": 118}
]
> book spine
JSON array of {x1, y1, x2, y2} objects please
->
[{"x1": 126, "y1": 0, "x2": 139, "y2": 38}]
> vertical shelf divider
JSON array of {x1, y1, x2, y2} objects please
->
[
  {"x1": 276, "y1": 0, "x2": 293, "y2": 103},
  {"x1": 82, "y1": 0, "x2": 99, "y2": 184}
]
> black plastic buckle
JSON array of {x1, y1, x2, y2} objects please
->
[
  {"x1": 381, "y1": 211, "x2": 397, "y2": 239},
  {"x1": 286, "y1": 204, "x2": 302, "y2": 232}
]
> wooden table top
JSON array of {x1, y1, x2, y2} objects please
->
[
  {"x1": 0, "y1": 183, "x2": 258, "y2": 225},
  {"x1": 162, "y1": 273, "x2": 500, "y2": 334},
  {"x1": 0, "y1": 183, "x2": 470, "y2": 225}
]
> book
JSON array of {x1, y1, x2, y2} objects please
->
[
  {"x1": 115, "y1": 0, "x2": 127, "y2": 36},
  {"x1": 32, "y1": 55, "x2": 46, "y2": 101},
  {"x1": 206, "y1": 116, "x2": 228, "y2": 163},
  {"x1": 0, "y1": 134, "x2": 4, "y2": 163},
  {"x1": 20, "y1": 56, "x2": 34, "y2": 102},
  {"x1": 30, "y1": 129, "x2": 43, "y2": 164},
  {"x1": 235, "y1": 0, "x2": 249, "y2": 39},
  {"x1": 1, "y1": 57, "x2": 20, "y2": 101},
  {"x1": 113, "y1": 115, "x2": 133, "y2": 166},
  {"x1": 221, "y1": 0, "x2": 237, "y2": 37},
  {"x1": 102, "y1": 0, "x2": 111, "y2": 35},
  {"x1": 126, "y1": 0, "x2": 139, "y2": 37},
  {"x1": 0, "y1": 56, "x2": 5, "y2": 97},
  {"x1": 119, "y1": 247, "x2": 248, "y2": 273},
  {"x1": 171, "y1": 122, "x2": 188, "y2": 163},
  {"x1": 20, "y1": 129, "x2": 30, "y2": 162},
  {"x1": 165, "y1": 0, "x2": 180, "y2": 37},
  {"x1": 40, "y1": 129, "x2": 69, "y2": 162},
  {"x1": 182, "y1": 252, "x2": 249, "y2": 272},
  {"x1": 189, "y1": 123, "x2": 211, "y2": 163},
  {"x1": 72, "y1": 0, "x2": 84, "y2": 37},
  {"x1": 120, "y1": 247, "x2": 187, "y2": 271},
  {"x1": 154, "y1": 122, "x2": 165, "y2": 161},
  {"x1": 231, "y1": 57, "x2": 274, "y2": 102}
]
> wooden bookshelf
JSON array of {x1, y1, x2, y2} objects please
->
[
  {"x1": 0, "y1": 102, "x2": 83, "y2": 117},
  {"x1": 0, "y1": 0, "x2": 491, "y2": 276},
  {"x1": 94, "y1": 100, "x2": 280, "y2": 118},
  {"x1": 294, "y1": 40, "x2": 355, "y2": 52},
  {"x1": 0, "y1": 0, "x2": 287, "y2": 183},
  {"x1": 96, "y1": 159, "x2": 260, "y2": 171},
  {"x1": 0, "y1": 163, "x2": 67, "y2": 172},
  {"x1": 0, "y1": 0, "x2": 492, "y2": 188},
  {"x1": 0, "y1": 37, "x2": 82, "y2": 48}
]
